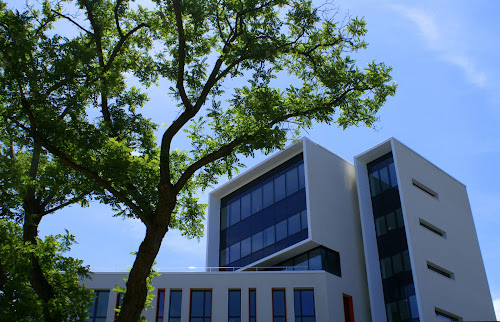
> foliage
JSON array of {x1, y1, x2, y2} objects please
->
[
  {"x1": 0, "y1": 219, "x2": 93, "y2": 320},
  {"x1": 0, "y1": 0, "x2": 396, "y2": 319}
]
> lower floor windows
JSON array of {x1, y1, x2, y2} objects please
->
[
  {"x1": 385, "y1": 295, "x2": 418, "y2": 322},
  {"x1": 190, "y1": 290, "x2": 211, "y2": 322},
  {"x1": 156, "y1": 289, "x2": 165, "y2": 322},
  {"x1": 249, "y1": 289, "x2": 256, "y2": 322},
  {"x1": 169, "y1": 290, "x2": 182, "y2": 322},
  {"x1": 294, "y1": 289, "x2": 315, "y2": 322},
  {"x1": 228, "y1": 290, "x2": 241, "y2": 322},
  {"x1": 88, "y1": 290, "x2": 109, "y2": 321},
  {"x1": 272, "y1": 289, "x2": 286, "y2": 322}
]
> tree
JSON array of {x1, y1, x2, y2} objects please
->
[
  {"x1": 0, "y1": 0, "x2": 396, "y2": 320},
  {"x1": 0, "y1": 219, "x2": 93, "y2": 320}
]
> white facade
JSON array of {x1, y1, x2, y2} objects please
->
[{"x1": 85, "y1": 138, "x2": 495, "y2": 322}]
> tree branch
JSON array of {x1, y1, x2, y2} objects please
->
[
  {"x1": 172, "y1": 0, "x2": 193, "y2": 110},
  {"x1": 50, "y1": 9, "x2": 93, "y2": 36}
]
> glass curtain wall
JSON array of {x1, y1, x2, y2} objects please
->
[
  {"x1": 367, "y1": 153, "x2": 419, "y2": 322},
  {"x1": 220, "y1": 154, "x2": 307, "y2": 268}
]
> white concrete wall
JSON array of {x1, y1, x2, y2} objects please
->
[
  {"x1": 303, "y1": 138, "x2": 371, "y2": 321},
  {"x1": 393, "y1": 139, "x2": 496, "y2": 321},
  {"x1": 83, "y1": 271, "x2": 356, "y2": 321}
]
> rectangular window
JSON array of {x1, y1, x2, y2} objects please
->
[
  {"x1": 272, "y1": 289, "x2": 286, "y2": 322},
  {"x1": 228, "y1": 290, "x2": 241, "y2": 322},
  {"x1": 156, "y1": 289, "x2": 165, "y2": 322},
  {"x1": 300, "y1": 210, "x2": 307, "y2": 230},
  {"x1": 263, "y1": 181, "x2": 274, "y2": 208},
  {"x1": 229, "y1": 200, "x2": 241, "y2": 226},
  {"x1": 169, "y1": 290, "x2": 182, "y2": 322},
  {"x1": 221, "y1": 206, "x2": 228, "y2": 230},
  {"x1": 274, "y1": 174, "x2": 286, "y2": 202},
  {"x1": 249, "y1": 289, "x2": 256, "y2": 322},
  {"x1": 275, "y1": 220, "x2": 288, "y2": 241},
  {"x1": 388, "y1": 162, "x2": 397, "y2": 187},
  {"x1": 229, "y1": 242, "x2": 240, "y2": 263},
  {"x1": 298, "y1": 163, "x2": 305, "y2": 189},
  {"x1": 412, "y1": 179, "x2": 439, "y2": 199},
  {"x1": 379, "y1": 167, "x2": 391, "y2": 192},
  {"x1": 241, "y1": 194, "x2": 252, "y2": 220},
  {"x1": 241, "y1": 237, "x2": 252, "y2": 258},
  {"x1": 435, "y1": 307, "x2": 461, "y2": 321},
  {"x1": 294, "y1": 289, "x2": 315, "y2": 322},
  {"x1": 427, "y1": 261, "x2": 454, "y2": 279},
  {"x1": 419, "y1": 218, "x2": 446, "y2": 238},
  {"x1": 287, "y1": 213, "x2": 301, "y2": 236},
  {"x1": 251, "y1": 232, "x2": 263, "y2": 252},
  {"x1": 190, "y1": 290, "x2": 211, "y2": 322},
  {"x1": 88, "y1": 290, "x2": 109, "y2": 322},
  {"x1": 263, "y1": 226, "x2": 275, "y2": 247},
  {"x1": 286, "y1": 167, "x2": 299, "y2": 196},
  {"x1": 114, "y1": 292, "x2": 124, "y2": 320},
  {"x1": 251, "y1": 187, "x2": 263, "y2": 214},
  {"x1": 342, "y1": 294, "x2": 354, "y2": 322}
]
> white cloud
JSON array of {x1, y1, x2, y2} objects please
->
[
  {"x1": 390, "y1": 4, "x2": 488, "y2": 89},
  {"x1": 494, "y1": 298, "x2": 500, "y2": 320}
]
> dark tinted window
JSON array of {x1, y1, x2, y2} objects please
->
[
  {"x1": 294, "y1": 290, "x2": 315, "y2": 322},
  {"x1": 168, "y1": 290, "x2": 182, "y2": 322},
  {"x1": 190, "y1": 290, "x2": 211, "y2": 322},
  {"x1": 88, "y1": 290, "x2": 109, "y2": 321},
  {"x1": 241, "y1": 194, "x2": 251, "y2": 220},
  {"x1": 228, "y1": 290, "x2": 241, "y2": 321},
  {"x1": 249, "y1": 289, "x2": 256, "y2": 322},
  {"x1": 274, "y1": 174, "x2": 286, "y2": 202},
  {"x1": 272, "y1": 290, "x2": 286, "y2": 322},
  {"x1": 263, "y1": 181, "x2": 274, "y2": 208},
  {"x1": 286, "y1": 167, "x2": 299, "y2": 196},
  {"x1": 157, "y1": 290, "x2": 165, "y2": 321}
]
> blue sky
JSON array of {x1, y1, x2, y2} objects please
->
[{"x1": 6, "y1": 0, "x2": 497, "y2": 317}]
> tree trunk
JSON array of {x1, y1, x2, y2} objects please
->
[{"x1": 116, "y1": 224, "x2": 168, "y2": 321}]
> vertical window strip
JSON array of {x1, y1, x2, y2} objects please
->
[
  {"x1": 249, "y1": 289, "x2": 256, "y2": 322},
  {"x1": 115, "y1": 292, "x2": 124, "y2": 320},
  {"x1": 168, "y1": 290, "x2": 182, "y2": 322},
  {"x1": 156, "y1": 289, "x2": 165, "y2": 322},
  {"x1": 272, "y1": 289, "x2": 287, "y2": 322},
  {"x1": 228, "y1": 289, "x2": 241, "y2": 322}
]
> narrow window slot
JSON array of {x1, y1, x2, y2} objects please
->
[
  {"x1": 419, "y1": 218, "x2": 446, "y2": 238},
  {"x1": 427, "y1": 261, "x2": 454, "y2": 279},
  {"x1": 412, "y1": 179, "x2": 439, "y2": 199},
  {"x1": 435, "y1": 307, "x2": 462, "y2": 321}
]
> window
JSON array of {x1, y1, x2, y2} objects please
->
[
  {"x1": 419, "y1": 218, "x2": 446, "y2": 238},
  {"x1": 228, "y1": 290, "x2": 241, "y2": 322},
  {"x1": 114, "y1": 292, "x2": 124, "y2": 320},
  {"x1": 263, "y1": 181, "x2": 274, "y2": 208},
  {"x1": 342, "y1": 294, "x2": 354, "y2": 322},
  {"x1": 272, "y1": 289, "x2": 286, "y2": 322},
  {"x1": 286, "y1": 168, "x2": 298, "y2": 196},
  {"x1": 88, "y1": 290, "x2": 109, "y2": 322},
  {"x1": 229, "y1": 199, "x2": 241, "y2": 225},
  {"x1": 249, "y1": 289, "x2": 256, "y2": 322},
  {"x1": 435, "y1": 307, "x2": 461, "y2": 321},
  {"x1": 275, "y1": 246, "x2": 341, "y2": 276},
  {"x1": 241, "y1": 194, "x2": 251, "y2": 220},
  {"x1": 241, "y1": 237, "x2": 252, "y2": 258},
  {"x1": 412, "y1": 179, "x2": 439, "y2": 199},
  {"x1": 156, "y1": 289, "x2": 165, "y2": 322},
  {"x1": 190, "y1": 290, "x2": 211, "y2": 322},
  {"x1": 294, "y1": 290, "x2": 315, "y2": 322},
  {"x1": 168, "y1": 290, "x2": 182, "y2": 322},
  {"x1": 427, "y1": 261, "x2": 455, "y2": 279}
]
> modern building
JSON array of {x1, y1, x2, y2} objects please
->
[{"x1": 84, "y1": 138, "x2": 496, "y2": 322}]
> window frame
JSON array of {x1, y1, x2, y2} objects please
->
[
  {"x1": 189, "y1": 289, "x2": 212, "y2": 322},
  {"x1": 272, "y1": 288, "x2": 287, "y2": 322}
]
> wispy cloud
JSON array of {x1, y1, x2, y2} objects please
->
[{"x1": 390, "y1": 5, "x2": 487, "y2": 88}]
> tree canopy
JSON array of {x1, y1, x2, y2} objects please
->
[{"x1": 0, "y1": 0, "x2": 396, "y2": 320}]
